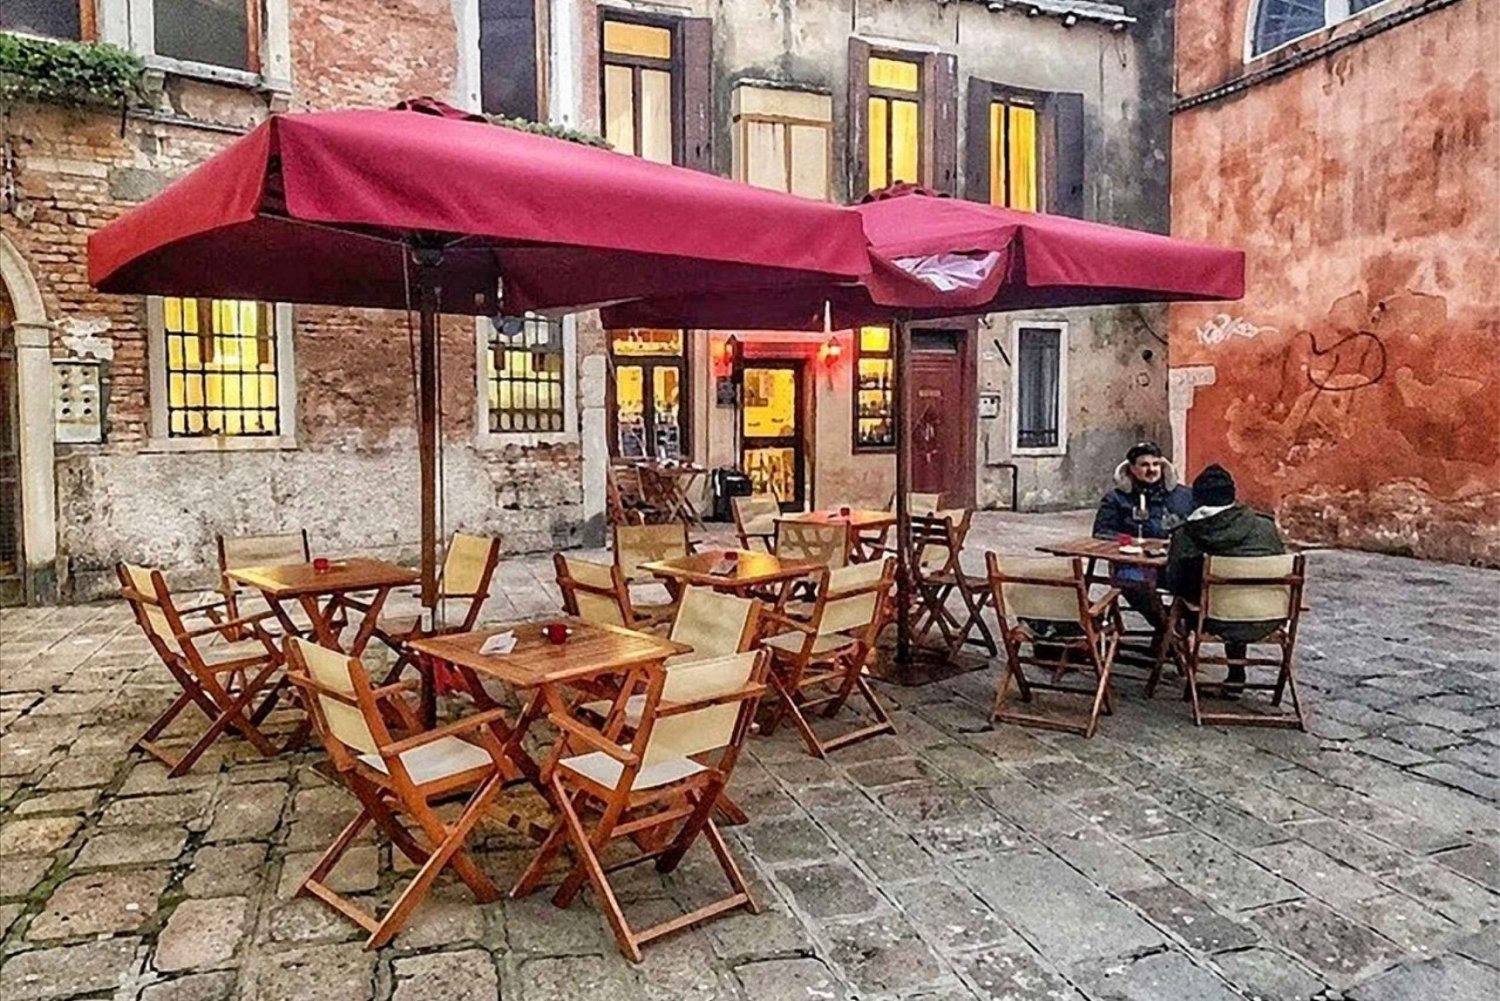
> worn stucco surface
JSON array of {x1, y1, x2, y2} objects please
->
[{"x1": 1170, "y1": 0, "x2": 1499, "y2": 564}]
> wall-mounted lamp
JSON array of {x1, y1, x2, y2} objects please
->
[{"x1": 1063, "y1": 13, "x2": 1078, "y2": 27}]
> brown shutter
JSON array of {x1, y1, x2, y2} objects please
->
[
  {"x1": 679, "y1": 17, "x2": 714, "y2": 172},
  {"x1": 928, "y1": 53, "x2": 959, "y2": 196},
  {"x1": 1045, "y1": 91, "x2": 1085, "y2": 218},
  {"x1": 847, "y1": 38, "x2": 872, "y2": 200},
  {"x1": 963, "y1": 78, "x2": 991, "y2": 203}
]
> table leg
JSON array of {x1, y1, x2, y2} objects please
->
[
  {"x1": 344, "y1": 586, "x2": 391, "y2": 657},
  {"x1": 416, "y1": 652, "x2": 440, "y2": 730},
  {"x1": 296, "y1": 593, "x2": 342, "y2": 649}
]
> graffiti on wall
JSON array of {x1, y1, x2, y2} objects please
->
[{"x1": 1194, "y1": 313, "x2": 1276, "y2": 346}]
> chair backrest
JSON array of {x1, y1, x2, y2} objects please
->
[
  {"x1": 441, "y1": 533, "x2": 500, "y2": 600},
  {"x1": 118, "y1": 562, "x2": 185, "y2": 656},
  {"x1": 986, "y1": 554, "x2": 1087, "y2": 625},
  {"x1": 1203, "y1": 554, "x2": 1300, "y2": 623},
  {"x1": 613, "y1": 522, "x2": 689, "y2": 580},
  {"x1": 732, "y1": 494, "x2": 781, "y2": 540},
  {"x1": 637, "y1": 650, "x2": 766, "y2": 768},
  {"x1": 909, "y1": 512, "x2": 969, "y2": 573},
  {"x1": 670, "y1": 587, "x2": 761, "y2": 658},
  {"x1": 775, "y1": 521, "x2": 850, "y2": 569},
  {"x1": 890, "y1": 492, "x2": 942, "y2": 516},
  {"x1": 285, "y1": 638, "x2": 383, "y2": 759},
  {"x1": 810, "y1": 558, "x2": 894, "y2": 638},
  {"x1": 217, "y1": 530, "x2": 310, "y2": 575},
  {"x1": 555, "y1": 554, "x2": 630, "y2": 627}
]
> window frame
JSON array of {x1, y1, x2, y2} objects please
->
[
  {"x1": 852, "y1": 325, "x2": 896, "y2": 454},
  {"x1": 0, "y1": 1, "x2": 97, "y2": 41},
  {"x1": 474, "y1": 314, "x2": 578, "y2": 449},
  {"x1": 105, "y1": 0, "x2": 290, "y2": 92},
  {"x1": 1245, "y1": 0, "x2": 1399, "y2": 60},
  {"x1": 731, "y1": 85, "x2": 834, "y2": 200},
  {"x1": 988, "y1": 92, "x2": 1046, "y2": 212},
  {"x1": 605, "y1": 329, "x2": 692, "y2": 461},
  {"x1": 598, "y1": 10, "x2": 683, "y2": 164},
  {"x1": 145, "y1": 296, "x2": 297, "y2": 452},
  {"x1": 1009, "y1": 319, "x2": 1068, "y2": 458},
  {"x1": 865, "y1": 52, "x2": 925, "y2": 194}
]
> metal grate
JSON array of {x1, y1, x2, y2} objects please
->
[
  {"x1": 488, "y1": 314, "x2": 565, "y2": 433},
  {"x1": 164, "y1": 297, "x2": 279, "y2": 437}
]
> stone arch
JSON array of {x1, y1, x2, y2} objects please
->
[{"x1": 0, "y1": 232, "x2": 58, "y2": 599}]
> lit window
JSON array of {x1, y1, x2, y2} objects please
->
[
  {"x1": 989, "y1": 99, "x2": 1040, "y2": 212},
  {"x1": 1252, "y1": 0, "x2": 1388, "y2": 56},
  {"x1": 488, "y1": 314, "x2": 565, "y2": 433},
  {"x1": 162, "y1": 297, "x2": 281, "y2": 437},
  {"x1": 602, "y1": 17, "x2": 675, "y2": 163},
  {"x1": 153, "y1": 0, "x2": 256, "y2": 71},
  {"x1": 867, "y1": 56, "x2": 922, "y2": 192},
  {"x1": 733, "y1": 86, "x2": 833, "y2": 200},
  {"x1": 854, "y1": 326, "x2": 895, "y2": 451},
  {"x1": 609, "y1": 329, "x2": 687, "y2": 459}
]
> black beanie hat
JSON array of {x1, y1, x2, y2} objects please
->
[
  {"x1": 1192, "y1": 464, "x2": 1236, "y2": 507},
  {"x1": 1126, "y1": 441, "x2": 1163, "y2": 464}
]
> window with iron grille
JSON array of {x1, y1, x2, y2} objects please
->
[
  {"x1": 162, "y1": 297, "x2": 281, "y2": 437},
  {"x1": 488, "y1": 314, "x2": 565, "y2": 433},
  {"x1": 1251, "y1": 0, "x2": 1390, "y2": 56},
  {"x1": 1014, "y1": 324, "x2": 1065, "y2": 453}
]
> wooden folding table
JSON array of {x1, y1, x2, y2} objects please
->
[
  {"x1": 226, "y1": 558, "x2": 419, "y2": 657},
  {"x1": 642, "y1": 548, "x2": 821, "y2": 600},
  {"x1": 1036, "y1": 537, "x2": 1169, "y2": 676},
  {"x1": 778, "y1": 509, "x2": 896, "y2": 561}
]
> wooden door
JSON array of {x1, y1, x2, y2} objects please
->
[
  {"x1": 906, "y1": 328, "x2": 976, "y2": 508},
  {"x1": 0, "y1": 287, "x2": 23, "y2": 606},
  {"x1": 740, "y1": 361, "x2": 805, "y2": 509}
]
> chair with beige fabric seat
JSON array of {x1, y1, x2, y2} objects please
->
[
  {"x1": 759, "y1": 558, "x2": 896, "y2": 757},
  {"x1": 359, "y1": 533, "x2": 501, "y2": 685},
  {"x1": 731, "y1": 494, "x2": 782, "y2": 552},
  {"x1": 555, "y1": 554, "x2": 641, "y2": 628},
  {"x1": 283, "y1": 638, "x2": 511, "y2": 949},
  {"x1": 774, "y1": 521, "x2": 850, "y2": 569},
  {"x1": 613, "y1": 522, "x2": 692, "y2": 626},
  {"x1": 985, "y1": 553, "x2": 1122, "y2": 739},
  {"x1": 119, "y1": 562, "x2": 289, "y2": 777},
  {"x1": 512, "y1": 649, "x2": 769, "y2": 962},
  {"x1": 1150, "y1": 554, "x2": 1307, "y2": 729},
  {"x1": 909, "y1": 511, "x2": 996, "y2": 659},
  {"x1": 217, "y1": 530, "x2": 314, "y2": 638}
]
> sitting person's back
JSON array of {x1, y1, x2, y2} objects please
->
[{"x1": 1164, "y1": 464, "x2": 1285, "y2": 685}]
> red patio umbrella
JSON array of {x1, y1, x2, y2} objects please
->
[
  {"x1": 88, "y1": 98, "x2": 871, "y2": 602},
  {"x1": 601, "y1": 187, "x2": 1245, "y2": 670}
]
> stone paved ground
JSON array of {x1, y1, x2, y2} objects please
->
[{"x1": 1, "y1": 511, "x2": 1498, "y2": 1001}]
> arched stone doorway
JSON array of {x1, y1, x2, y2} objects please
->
[{"x1": 0, "y1": 233, "x2": 57, "y2": 603}]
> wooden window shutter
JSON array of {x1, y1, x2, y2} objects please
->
[
  {"x1": 1045, "y1": 91, "x2": 1085, "y2": 218},
  {"x1": 679, "y1": 17, "x2": 714, "y2": 172},
  {"x1": 963, "y1": 78, "x2": 991, "y2": 203},
  {"x1": 847, "y1": 37, "x2": 872, "y2": 199},
  {"x1": 927, "y1": 53, "x2": 959, "y2": 196}
]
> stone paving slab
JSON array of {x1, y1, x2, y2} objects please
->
[{"x1": 1, "y1": 511, "x2": 1498, "y2": 999}]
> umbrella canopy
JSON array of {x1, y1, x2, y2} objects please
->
[
  {"x1": 88, "y1": 99, "x2": 871, "y2": 313},
  {"x1": 601, "y1": 187, "x2": 1244, "y2": 328}
]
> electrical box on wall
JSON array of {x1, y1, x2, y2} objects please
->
[
  {"x1": 54, "y1": 361, "x2": 104, "y2": 444},
  {"x1": 978, "y1": 392, "x2": 1001, "y2": 420}
]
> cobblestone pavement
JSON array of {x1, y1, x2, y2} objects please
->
[{"x1": 1, "y1": 511, "x2": 1497, "y2": 1001}]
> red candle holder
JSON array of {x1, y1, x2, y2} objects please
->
[
  {"x1": 312, "y1": 557, "x2": 331, "y2": 573},
  {"x1": 544, "y1": 622, "x2": 570, "y2": 645}
]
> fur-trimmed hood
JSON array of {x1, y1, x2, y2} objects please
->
[{"x1": 1112, "y1": 459, "x2": 1181, "y2": 493}]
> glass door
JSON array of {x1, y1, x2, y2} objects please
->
[
  {"x1": 609, "y1": 329, "x2": 688, "y2": 459},
  {"x1": 740, "y1": 362, "x2": 804, "y2": 508}
]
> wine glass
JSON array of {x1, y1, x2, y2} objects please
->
[{"x1": 1130, "y1": 499, "x2": 1150, "y2": 546}]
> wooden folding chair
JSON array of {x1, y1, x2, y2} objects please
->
[
  {"x1": 363, "y1": 533, "x2": 502, "y2": 685},
  {"x1": 118, "y1": 562, "x2": 288, "y2": 777},
  {"x1": 1150, "y1": 554, "x2": 1307, "y2": 730},
  {"x1": 216, "y1": 530, "x2": 312, "y2": 639},
  {"x1": 284, "y1": 638, "x2": 512, "y2": 949},
  {"x1": 731, "y1": 494, "x2": 782, "y2": 552},
  {"x1": 908, "y1": 511, "x2": 996, "y2": 659},
  {"x1": 774, "y1": 521, "x2": 851, "y2": 569},
  {"x1": 985, "y1": 553, "x2": 1122, "y2": 738},
  {"x1": 759, "y1": 559, "x2": 897, "y2": 757},
  {"x1": 512, "y1": 649, "x2": 769, "y2": 962},
  {"x1": 555, "y1": 554, "x2": 639, "y2": 628},
  {"x1": 613, "y1": 522, "x2": 692, "y2": 626}
]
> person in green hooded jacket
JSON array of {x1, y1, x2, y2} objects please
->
[{"x1": 1162, "y1": 464, "x2": 1286, "y2": 689}]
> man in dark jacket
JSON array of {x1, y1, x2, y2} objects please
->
[
  {"x1": 1091, "y1": 442, "x2": 1194, "y2": 631},
  {"x1": 1164, "y1": 464, "x2": 1286, "y2": 688}
]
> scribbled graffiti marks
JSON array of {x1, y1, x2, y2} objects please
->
[
  {"x1": 1195, "y1": 313, "x2": 1277, "y2": 346},
  {"x1": 1298, "y1": 329, "x2": 1388, "y2": 392}
]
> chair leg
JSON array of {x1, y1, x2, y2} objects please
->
[{"x1": 552, "y1": 784, "x2": 642, "y2": 962}]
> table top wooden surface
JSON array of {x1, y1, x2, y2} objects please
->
[
  {"x1": 225, "y1": 558, "x2": 419, "y2": 597},
  {"x1": 631, "y1": 461, "x2": 707, "y2": 477},
  {"x1": 642, "y1": 548, "x2": 822, "y2": 588},
  {"x1": 1037, "y1": 536, "x2": 1168, "y2": 567},
  {"x1": 778, "y1": 509, "x2": 896, "y2": 531},
  {"x1": 409, "y1": 617, "x2": 688, "y2": 689}
]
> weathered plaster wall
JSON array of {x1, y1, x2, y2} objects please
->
[
  {"x1": 2, "y1": 1, "x2": 586, "y2": 600},
  {"x1": 1170, "y1": 0, "x2": 1500, "y2": 564}
]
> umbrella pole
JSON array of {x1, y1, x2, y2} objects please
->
[
  {"x1": 893, "y1": 316, "x2": 913, "y2": 671},
  {"x1": 414, "y1": 249, "x2": 442, "y2": 608}
]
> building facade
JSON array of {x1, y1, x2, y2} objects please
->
[
  {"x1": 1, "y1": 0, "x2": 1175, "y2": 604},
  {"x1": 1169, "y1": 0, "x2": 1499, "y2": 565}
]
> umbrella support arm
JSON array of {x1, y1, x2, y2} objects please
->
[{"x1": 414, "y1": 247, "x2": 443, "y2": 609}]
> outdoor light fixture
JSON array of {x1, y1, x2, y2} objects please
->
[
  {"x1": 489, "y1": 314, "x2": 526, "y2": 337},
  {"x1": 1028, "y1": 6, "x2": 1041, "y2": 16},
  {"x1": 1063, "y1": 13, "x2": 1078, "y2": 27},
  {"x1": 987, "y1": 0, "x2": 1006, "y2": 10},
  {"x1": 1112, "y1": 21, "x2": 1128, "y2": 32},
  {"x1": 821, "y1": 337, "x2": 843, "y2": 364}
]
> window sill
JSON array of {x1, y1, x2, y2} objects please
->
[
  {"x1": 141, "y1": 435, "x2": 298, "y2": 454},
  {"x1": 144, "y1": 55, "x2": 290, "y2": 95},
  {"x1": 1011, "y1": 445, "x2": 1067, "y2": 458},
  {"x1": 475, "y1": 430, "x2": 579, "y2": 451}
]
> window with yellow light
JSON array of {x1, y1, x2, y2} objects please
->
[
  {"x1": 867, "y1": 55, "x2": 922, "y2": 192},
  {"x1": 162, "y1": 296, "x2": 279, "y2": 437},
  {"x1": 488, "y1": 314, "x2": 565, "y2": 433},
  {"x1": 990, "y1": 98, "x2": 1040, "y2": 212},
  {"x1": 602, "y1": 17, "x2": 675, "y2": 164},
  {"x1": 854, "y1": 325, "x2": 895, "y2": 450}
]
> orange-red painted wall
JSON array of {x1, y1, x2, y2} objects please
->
[{"x1": 1170, "y1": 0, "x2": 1499, "y2": 565}]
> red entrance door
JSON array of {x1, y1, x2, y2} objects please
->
[{"x1": 906, "y1": 329, "x2": 976, "y2": 509}]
